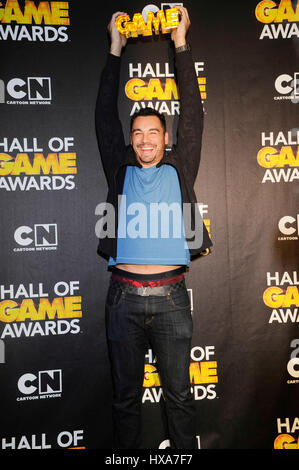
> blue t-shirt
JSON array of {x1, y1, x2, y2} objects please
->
[{"x1": 109, "y1": 164, "x2": 190, "y2": 266}]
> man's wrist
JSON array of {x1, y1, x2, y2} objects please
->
[
  {"x1": 174, "y1": 37, "x2": 186, "y2": 49},
  {"x1": 110, "y1": 43, "x2": 122, "y2": 57}
]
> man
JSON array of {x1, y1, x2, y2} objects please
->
[{"x1": 95, "y1": 6, "x2": 212, "y2": 449}]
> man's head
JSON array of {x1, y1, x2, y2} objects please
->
[{"x1": 130, "y1": 108, "x2": 169, "y2": 167}]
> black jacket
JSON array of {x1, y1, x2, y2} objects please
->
[{"x1": 95, "y1": 48, "x2": 212, "y2": 260}]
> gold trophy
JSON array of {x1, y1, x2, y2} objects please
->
[{"x1": 115, "y1": 8, "x2": 180, "y2": 38}]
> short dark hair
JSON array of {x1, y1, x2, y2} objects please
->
[{"x1": 130, "y1": 107, "x2": 166, "y2": 133}]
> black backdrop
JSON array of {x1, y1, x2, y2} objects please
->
[{"x1": 1, "y1": 0, "x2": 298, "y2": 450}]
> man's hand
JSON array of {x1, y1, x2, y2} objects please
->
[
  {"x1": 171, "y1": 5, "x2": 191, "y2": 48},
  {"x1": 108, "y1": 12, "x2": 127, "y2": 57}
]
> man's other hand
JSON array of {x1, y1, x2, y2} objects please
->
[
  {"x1": 108, "y1": 12, "x2": 127, "y2": 56},
  {"x1": 171, "y1": 5, "x2": 191, "y2": 48}
]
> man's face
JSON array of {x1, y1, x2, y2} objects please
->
[{"x1": 130, "y1": 115, "x2": 169, "y2": 168}]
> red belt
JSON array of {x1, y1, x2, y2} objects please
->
[{"x1": 111, "y1": 273, "x2": 184, "y2": 288}]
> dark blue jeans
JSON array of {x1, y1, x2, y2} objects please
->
[{"x1": 105, "y1": 277, "x2": 196, "y2": 449}]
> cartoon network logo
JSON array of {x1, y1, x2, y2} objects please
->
[
  {"x1": 13, "y1": 223, "x2": 58, "y2": 252},
  {"x1": 0, "y1": 77, "x2": 52, "y2": 105},
  {"x1": 17, "y1": 369, "x2": 62, "y2": 401},
  {"x1": 278, "y1": 214, "x2": 299, "y2": 240},
  {"x1": 287, "y1": 339, "x2": 299, "y2": 384},
  {"x1": 274, "y1": 73, "x2": 299, "y2": 103}
]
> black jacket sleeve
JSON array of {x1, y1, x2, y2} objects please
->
[
  {"x1": 173, "y1": 49, "x2": 204, "y2": 185},
  {"x1": 95, "y1": 53, "x2": 126, "y2": 186}
]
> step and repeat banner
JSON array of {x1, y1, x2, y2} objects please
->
[{"x1": 0, "y1": 0, "x2": 298, "y2": 450}]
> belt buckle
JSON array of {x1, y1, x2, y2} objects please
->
[
  {"x1": 138, "y1": 286, "x2": 149, "y2": 296},
  {"x1": 142, "y1": 286, "x2": 148, "y2": 296},
  {"x1": 137, "y1": 285, "x2": 168, "y2": 296}
]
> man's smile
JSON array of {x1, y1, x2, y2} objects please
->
[{"x1": 138, "y1": 145, "x2": 155, "y2": 151}]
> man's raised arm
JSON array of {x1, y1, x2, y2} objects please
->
[
  {"x1": 95, "y1": 12, "x2": 127, "y2": 185},
  {"x1": 171, "y1": 6, "x2": 204, "y2": 183}
]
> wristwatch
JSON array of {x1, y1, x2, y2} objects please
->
[{"x1": 175, "y1": 43, "x2": 191, "y2": 53}]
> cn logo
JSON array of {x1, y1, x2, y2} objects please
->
[
  {"x1": 0, "y1": 77, "x2": 52, "y2": 103},
  {"x1": 14, "y1": 224, "x2": 58, "y2": 247},
  {"x1": 18, "y1": 370, "x2": 62, "y2": 396},
  {"x1": 287, "y1": 339, "x2": 299, "y2": 379},
  {"x1": 275, "y1": 73, "x2": 299, "y2": 97},
  {"x1": 278, "y1": 215, "x2": 299, "y2": 236}
]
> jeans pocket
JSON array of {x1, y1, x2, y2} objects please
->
[
  {"x1": 106, "y1": 284, "x2": 124, "y2": 308},
  {"x1": 168, "y1": 288, "x2": 190, "y2": 309}
]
